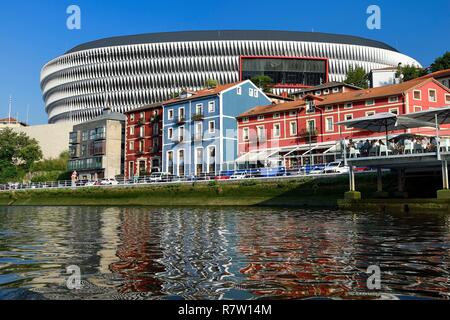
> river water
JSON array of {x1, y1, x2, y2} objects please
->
[{"x1": 0, "y1": 206, "x2": 450, "y2": 300}]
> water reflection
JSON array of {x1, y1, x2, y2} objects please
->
[{"x1": 0, "y1": 207, "x2": 449, "y2": 300}]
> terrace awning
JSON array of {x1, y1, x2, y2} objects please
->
[
  {"x1": 399, "y1": 105, "x2": 450, "y2": 127},
  {"x1": 337, "y1": 112, "x2": 409, "y2": 132},
  {"x1": 235, "y1": 149, "x2": 281, "y2": 163}
]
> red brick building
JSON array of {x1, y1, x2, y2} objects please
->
[
  {"x1": 125, "y1": 103, "x2": 163, "y2": 178},
  {"x1": 236, "y1": 78, "x2": 450, "y2": 168}
]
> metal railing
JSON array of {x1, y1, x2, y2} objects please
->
[{"x1": 0, "y1": 165, "x2": 375, "y2": 193}]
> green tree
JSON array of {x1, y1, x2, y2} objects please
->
[
  {"x1": 250, "y1": 75, "x2": 274, "y2": 93},
  {"x1": 430, "y1": 52, "x2": 450, "y2": 73},
  {"x1": 205, "y1": 79, "x2": 219, "y2": 88},
  {"x1": 344, "y1": 66, "x2": 369, "y2": 89},
  {"x1": 0, "y1": 128, "x2": 42, "y2": 183},
  {"x1": 397, "y1": 64, "x2": 428, "y2": 81}
]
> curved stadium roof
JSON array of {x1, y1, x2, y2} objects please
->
[{"x1": 66, "y1": 30, "x2": 399, "y2": 54}]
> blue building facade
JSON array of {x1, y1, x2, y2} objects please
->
[{"x1": 162, "y1": 80, "x2": 271, "y2": 176}]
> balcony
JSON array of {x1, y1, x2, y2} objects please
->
[
  {"x1": 137, "y1": 119, "x2": 146, "y2": 126},
  {"x1": 176, "y1": 117, "x2": 186, "y2": 126},
  {"x1": 137, "y1": 135, "x2": 145, "y2": 140},
  {"x1": 150, "y1": 115, "x2": 160, "y2": 123},
  {"x1": 136, "y1": 150, "x2": 145, "y2": 156},
  {"x1": 192, "y1": 113, "x2": 204, "y2": 122},
  {"x1": 94, "y1": 133, "x2": 106, "y2": 141},
  {"x1": 94, "y1": 149, "x2": 105, "y2": 156},
  {"x1": 69, "y1": 132, "x2": 80, "y2": 145},
  {"x1": 299, "y1": 128, "x2": 318, "y2": 138}
]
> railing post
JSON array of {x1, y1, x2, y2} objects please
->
[
  {"x1": 349, "y1": 165, "x2": 355, "y2": 192},
  {"x1": 442, "y1": 160, "x2": 449, "y2": 190},
  {"x1": 344, "y1": 165, "x2": 361, "y2": 200},
  {"x1": 377, "y1": 168, "x2": 383, "y2": 192}
]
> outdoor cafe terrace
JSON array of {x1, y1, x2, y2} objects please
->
[{"x1": 337, "y1": 106, "x2": 450, "y2": 168}]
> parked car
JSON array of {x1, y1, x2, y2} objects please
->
[
  {"x1": 230, "y1": 172, "x2": 249, "y2": 180},
  {"x1": 100, "y1": 179, "x2": 119, "y2": 186},
  {"x1": 85, "y1": 181, "x2": 99, "y2": 187},
  {"x1": 149, "y1": 172, "x2": 174, "y2": 183},
  {"x1": 323, "y1": 162, "x2": 349, "y2": 174},
  {"x1": 259, "y1": 167, "x2": 288, "y2": 177},
  {"x1": 215, "y1": 175, "x2": 231, "y2": 181}
]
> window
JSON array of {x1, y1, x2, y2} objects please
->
[
  {"x1": 208, "y1": 101, "x2": 215, "y2": 113},
  {"x1": 273, "y1": 113, "x2": 280, "y2": 119},
  {"x1": 325, "y1": 105, "x2": 333, "y2": 112},
  {"x1": 139, "y1": 140, "x2": 144, "y2": 152},
  {"x1": 178, "y1": 150, "x2": 185, "y2": 176},
  {"x1": 414, "y1": 106, "x2": 422, "y2": 112},
  {"x1": 389, "y1": 96, "x2": 399, "y2": 103},
  {"x1": 129, "y1": 141, "x2": 135, "y2": 151},
  {"x1": 390, "y1": 108, "x2": 399, "y2": 115},
  {"x1": 140, "y1": 112, "x2": 145, "y2": 119},
  {"x1": 254, "y1": 90, "x2": 259, "y2": 98},
  {"x1": 344, "y1": 103, "x2": 353, "y2": 109},
  {"x1": 323, "y1": 89, "x2": 330, "y2": 95},
  {"x1": 208, "y1": 146, "x2": 216, "y2": 173},
  {"x1": 195, "y1": 104, "x2": 203, "y2": 115},
  {"x1": 237, "y1": 87, "x2": 242, "y2": 95},
  {"x1": 429, "y1": 89, "x2": 437, "y2": 102},
  {"x1": 257, "y1": 115, "x2": 265, "y2": 121},
  {"x1": 196, "y1": 148, "x2": 204, "y2": 175},
  {"x1": 332, "y1": 87, "x2": 340, "y2": 93},
  {"x1": 413, "y1": 90, "x2": 422, "y2": 100},
  {"x1": 306, "y1": 101, "x2": 315, "y2": 113},
  {"x1": 345, "y1": 114, "x2": 353, "y2": 129},
  {"x1": 243, "y1": 128, "x2": 249, "y2": 141},
  {"x1": 129, "y1": 161, "x2": 135, "y2": 177},
  {"x1": 168, "y1": 109, "x2": 174, "y2": 120},
  {"x1": 325, "y1": 117, "x2": 334, "y2": 132},
  {"x1": 208, "y1": 121, "x2": 215, "y2": 133},
  {"x1": 168, "y1": 127, "x2": 173, "y2": 140},
  {"x1": 290, "y1": 121, "x2": 297, "y2": 136},
  {"x1": 130, "y1": 114, "x2": 135, "y2": 121},
  {"x1": 139, "y1": 126, "x2": 145, "y2": 138},
  {"x1": 273, "y1": 123, "x2": 281, "y2": 138},
  {"x1": 167, "y1": 151, "x2": 174, "y2": 175},
  {"x1": 365, "y1": 99, "x2": 375, "y2": 106},
  {"x1": 366, "y1": 111, "x2": 376, "y2": 117},
  {"x1": 82, "y1": 131, "x2": 88, "y2": 141},
  {"x1": 195, "y1": 122, "x2": 203, "y2": 136},
  {"x1": 315, "y1": 91, "x2": 321, "y2": 96},
  {"x1": 179, "y1": 126, "x2": 185, "y2": 142},
  {"x1": 289, "y1": 111, "x2": 297, "y2": 117},
  {"x1": 130, "y1": 126, "x2": 135, "y2": 135},
  {"x1": 306, "y1": 120, "x2": 316, "y2": 133},
  {"x1": 446, "y1": 94, "x2": 450, "y2": 104},
  {"x1": 243, "y1": 117, "x2": 249, "y2": 123},
  {"x1": 178, "y1": 149, "x2": 185, "y2": 162},
  {"x1": 257, "y1": 126, "x2": 265, "y2": 140},
  {"x1": 249, "y1": 88, "x2": 254, "y2": 97},
  {"x1": 179, "y1": 108, "x2": 185, "y2": 120}
]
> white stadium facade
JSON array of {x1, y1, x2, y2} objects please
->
[{"x1": 40, "y1": 30, "x2": 421, "y2": 124}]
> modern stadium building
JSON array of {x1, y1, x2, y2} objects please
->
[{"x1": 40, "y1": 30, "x2": 421, "y2": 124}]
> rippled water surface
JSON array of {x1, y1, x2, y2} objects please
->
[{"x1": 1, "y1": 206, "x2": 450, "y2": 300}]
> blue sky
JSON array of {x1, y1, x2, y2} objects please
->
[{"x1": 0, "y1": 0, "x2": 448, "y2": 125}]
